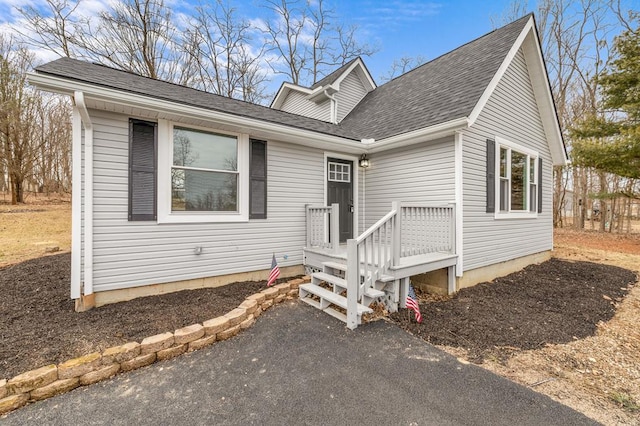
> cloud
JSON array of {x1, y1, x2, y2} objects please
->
[{"x1": 358, "y1": 1, "x2": 442, "y2": 25}]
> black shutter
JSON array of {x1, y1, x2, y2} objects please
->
[
  {"x1": 486, "y1": 139, "x2": 495, "y2": 213},
  {"x1": 538, "y1": 157, "x2": 543, "y2": 213},
  {"x1": 129, "y1": 119, "x2": 157, "y2": 221},
  {"x1": 249, "y1": 139, "x2": 267, "y2": 219}
]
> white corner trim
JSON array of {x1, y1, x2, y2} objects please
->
[
  {"x1": 74, "y1": 91, "x2": 94, "y2": 296},
  {"x1": 454, "y1": 131, "x2": 464, "y2": 277},
  {"x1": 157, "y1": 119, "x2": 250, "y2": 224}
]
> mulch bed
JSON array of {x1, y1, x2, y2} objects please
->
[
  {"x1": 0, "y1": 253, "x2": 292, "y2": 379},
  {"x1": 390, "y1": 258, "x2": 637, "y2": 363},
  {"x1": 1, "y1": 254, "x2": 636, "y2": 380}
]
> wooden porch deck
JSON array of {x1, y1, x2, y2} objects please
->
[
  {"x1": 304, "y1": 245, "x2": 458, "y2": 282},
  {"x1": 303, "y1": 202, "x2": 458, "y2": 329}
]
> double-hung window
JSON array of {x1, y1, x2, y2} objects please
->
[
  {"x1": 157, "y1": 120, "x2": 250, "y2": 223},
  {"x1": 171, "y1": 127, "x2": 239, "y2": 212},
  {"x1": 492, "y1": 137, "x2": 541, "y2": 218}
]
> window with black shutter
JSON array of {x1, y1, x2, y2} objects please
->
[
  {"x1": 129, "y1": 119, "x2": 157, "y2": 221},
  {"x1": 249, "y1": 139, "x2": 267, "y2": 219}
]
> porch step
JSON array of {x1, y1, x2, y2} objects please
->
[
  {"x1": 322, "y1": 261, "x2": 347, "y2": 272},
  {"x1": 321, "y1": 261, "x2": 394, "y2": 283},
  {"x1": 312, "y1": 272, "x2": 385, "y2": 299},
  {"x1": 299, "y1": 283, "x2": 372, "y2": 323}
]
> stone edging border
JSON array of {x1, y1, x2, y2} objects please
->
[{"x1": 0, "y1": 277, "x2": 310, "y2": 416}]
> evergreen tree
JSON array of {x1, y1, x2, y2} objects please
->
[{"x1": 572, "y1": 18, "x2": 640, "y2": 181}]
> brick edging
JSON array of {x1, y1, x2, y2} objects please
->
[{"x1": 0, "y1": 277, "x2": 309, "y2": 415}]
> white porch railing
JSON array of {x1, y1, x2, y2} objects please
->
[
  {"x1": 305, "y1": 204, "x2": 340, "y2": 254},
  {"x1": 346, "y1": 202, "x2": 456, "y2": 329}
]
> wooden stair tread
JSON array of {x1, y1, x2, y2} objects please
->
[
  {"x1": 312, "y1": 272, "x2": 385, "y2": 299},
  {"x1": 322, "y1": 261, "x2": 347, "y2": 271},
  {"x1": 299, "y1": 283, "x2": 372, "y2": 315}
]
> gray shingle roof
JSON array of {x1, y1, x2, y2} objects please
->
[
  {"x1": 34, "y1": 58, "x2": 362, "y2": 140},
  {"x1": 339, "y1": 14, "x2": 530, "y2": 140},
  {"x1": 34, "y1": 15, "x2": 531, "y2": 142}
]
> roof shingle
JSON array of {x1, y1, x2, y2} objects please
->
[{"x1": 33, "y1": 15, "x2": 531, "y2": 142}]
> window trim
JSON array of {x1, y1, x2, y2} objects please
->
[
  {"x1": 157, "y1": 119, "x2": 249, "y2": 223},
  {"x1": 494, "y1": 136, "x2": 539, "y2": 219}
]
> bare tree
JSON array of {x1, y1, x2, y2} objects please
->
[
  {"x1": 0, "y1": 36, "x2": 44, "y2": 203},
  {"x1": 380, "y1": 55, "x2": 427, "y2": 82},
  {"x1": 262, "y1": 0, "x2": 377, "y2": 86},
  {"x1": 33, "y1": 95, "x2": 72, "y2": 194},
  {"x1": 74, "y1": 0, "x2": 193, "y2": 83},
  {"x1": 16, "y1": 0, "x2": 87, "y2": 58},
  {"x1": 185, "y1": 1, "x2": 268, "y2": 102}
]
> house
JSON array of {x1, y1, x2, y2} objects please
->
[{"x1": 28, "y1": 14, "x2": 566, "y2": 329}]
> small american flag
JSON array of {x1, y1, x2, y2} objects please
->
[
  {"x1": 406, "y1": 284, "x2": 422, "y2": 323},
  {"x1": 267, "y1": 254, "x2": 281, "y2": 287}
]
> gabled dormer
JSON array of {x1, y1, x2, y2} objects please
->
[{"x1": 270, "y1": 57, "x2": 376, "y2": 124}]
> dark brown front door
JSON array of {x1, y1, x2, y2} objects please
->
[{"x1": 327, "y1": 158, "x2": 354, "y2": 243}]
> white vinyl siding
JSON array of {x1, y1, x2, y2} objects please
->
[
  {"x1": 335, "y1": 72, "x2": 367, "y2": 122},
  {"x1": 278, "y1": 90, "x2": 331, "y2": 122},
  {"x1": 462, "y1": 48, "x2": 552, "y2": 271},
  {"x1": 363, "y1": 137, "x2": 456, "y2": 227},
  {"x1": 87, "y1": 109, "x2": 326, "y2": 292}
]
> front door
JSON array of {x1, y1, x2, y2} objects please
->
[{"x1": 327, "y1": 158, "x2": 354, "y2": 243}]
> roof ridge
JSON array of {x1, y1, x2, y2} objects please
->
[{"x1": 381, "y1": 13, "x2": 532, "y2": 87}]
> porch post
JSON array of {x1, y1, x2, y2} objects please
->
[
  {"x1": 305, "y1": 204, "x2": 311, "y2": 248},
  {"x1": 392, "y1": 201, "x2": 401, "y2": 265},
  {"x1": 449, "y1": 203, "x2": 456, "y2": 254},
  {"x1": 330, "y1": 203, "x2": 340, "y2": 254},
  {"x1": 346, "y1": 239, "x2": 358, "y2": 329}
]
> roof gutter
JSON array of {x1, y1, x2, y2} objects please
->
[
  {"x1": 363, "y1": 117, "x2": 470, "y2": 153},
  {"x1": 27, "y1": 72, "x2": 365, "y2": 155},
  {"x1": 74, "y1": 91, "x2": 94, "y2": 297}
]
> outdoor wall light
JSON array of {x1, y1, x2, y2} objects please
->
[
  {"x1": 359, "y1": 154, "x2": 370, "y2": 168},
  {"x1": 194, "y1": 246, "x2": 203, "y2": 255}
]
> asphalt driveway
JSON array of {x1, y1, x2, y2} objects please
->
[{"x1": 2, "y1": 301, "x2": 597, "y2": 425}]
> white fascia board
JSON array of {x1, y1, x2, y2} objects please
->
[
  {"x1": 466, "y1": 16, "x2": 567, "y2": 167},
  {"x1": 467, "y1": 18, "x2": 533, "y2": 127},
  {"x1": 28, "y1": 72, "x2": 364, "y2": 154},
  {"x1": 522, "y1": 30, "x2": 568, "y2": 166},
  {"x1": 364, "y1": 117, "x2": 469, "y2": 153},
  {"x1": 270, "y1": 82, "x2": 313, "y2": 109},
  {"x1": 334, "y1": 58, "x2": 376, "y2": 92}
]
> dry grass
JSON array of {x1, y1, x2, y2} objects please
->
[
  {"x1": 441, "y1": 229, "x2": 640, "y2": 426},
  {"x1": 0, "y1": 193, "x2": 71, "y2": 268}
]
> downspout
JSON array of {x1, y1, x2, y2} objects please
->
[
  {"x1": 70, "y1": 107, "x2": 82, "y2": 299},
  {"x1": 74, "y1": 91, "x2": 94, "y2": 297},
  {"x1": 324, "y1": 89, "x2": 337, "y2": 124}
]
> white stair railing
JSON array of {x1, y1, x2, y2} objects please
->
[
  {"x1": 346, "y1": 202, "x2": 456, "y2": 329},
  {"x1": 305, "y1": 204, "x2": 340, "y2": 254},
  {"x1": 398, "y1": 203, "x2": 456, "y2": 257}
]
